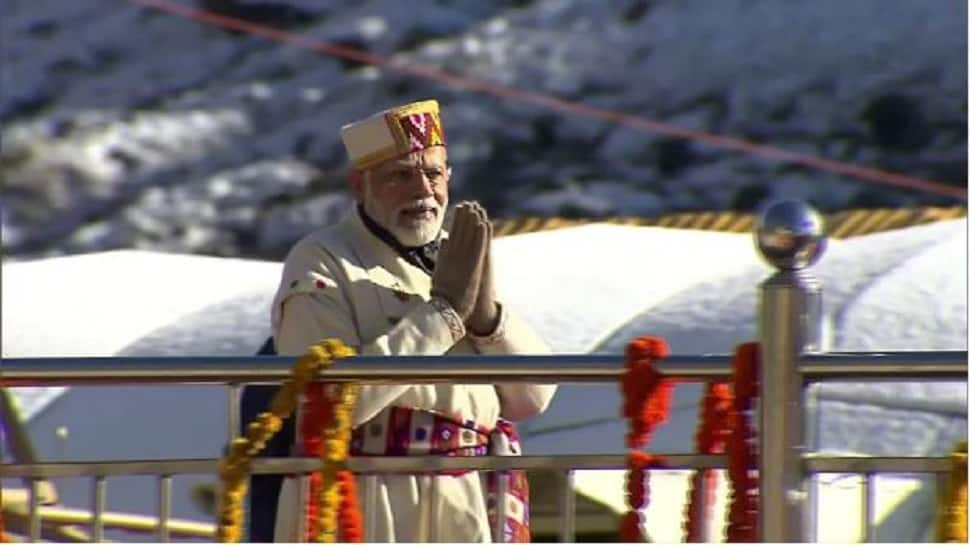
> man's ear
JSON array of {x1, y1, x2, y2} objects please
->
[{"x1": 348, "y1": 170, "x2": 365, "y2": 202}]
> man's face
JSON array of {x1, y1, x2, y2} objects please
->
[{"x1": 354, "y1": 146, "x2": 450, "y2": 247}]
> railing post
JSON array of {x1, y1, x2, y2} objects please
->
[
  {"x1": 755, "y1": 200, "x2": 827, "y2": 542},
  {"x1": 559, "y1": 469, "x2": 576, "y2": 543},
  {"x1": 92, "y1": 476, "x2": 107, "y2": 542},
  {"x1": 364, "y1": 475, "x2": 378, "y2": 542}
]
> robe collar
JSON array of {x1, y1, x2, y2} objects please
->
[{"x1": 356, "y1": 204, "x2": 441, "y2": 275}]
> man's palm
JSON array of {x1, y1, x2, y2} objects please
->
[{"x1": 431, "y1": 203, "x2": 486, "y2": 320}]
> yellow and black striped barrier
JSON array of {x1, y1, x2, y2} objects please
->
[{"x1": 492, "y1": 207, "x2": 966, "y2": 240}]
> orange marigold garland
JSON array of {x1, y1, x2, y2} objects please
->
[
  {"x1": 214, "y1": 339, "x2": 359, "y2": 543},
  {"x1": 936, "y1": 440, "x2": 968, "y2": 542},
  {"x1": 301, "y1": 383, "x2": 329, "y2": 540},
  {"x1": 301, "y1": 378, "x2": 361, "y2": 543},
  {"x1": 327, "y1": 384, "x2": 359, "y2": 542},
  {"x1": 620, "y1": 336, "x2": 674, "y2": 542},
  {"x1": 0, "y1": 483, "x2": 5, "y2": 543},
  {"x1": 726, "y1": 342, "x2": 760, "y2": 543},
  {"x1": 338, "y1": 470, "x2": 364, "y2": 542},
  {"x1": 682, "y1": 381, "x2": 732, "y2": 542}
]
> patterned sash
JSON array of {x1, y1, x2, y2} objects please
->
[{"x1": 349, "y1": 407, "x2": 531, "y2": 543}]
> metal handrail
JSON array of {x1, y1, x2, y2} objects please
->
[
  {"x1": 0, "y1": 454, "x2": 954, "y2": 479},
  {"x1": 0, "y1": 354, "x2": 706, "y2": 384},
  {"x1": 2, "y1": 354, "x2": 966, "y2": 545},
  {"x1": 2, "y1": 504, "x2": 214, "y2": 538},
  {"x1": 799, "y1": 352, "x2": 968, "y2": 381},
  {"x1": 3, "y1": 451, "x2": 956, "y2": 542},
  {"x1": 2, "y1": 351, "x2": 965, "y2": 385}
]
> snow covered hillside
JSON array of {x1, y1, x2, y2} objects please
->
[{"x1": 3, "y1": 0, "x2": 966, "y2": 261}]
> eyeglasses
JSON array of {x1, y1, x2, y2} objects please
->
[{"x1": 380, "y1": 165, "x2": 452, "y2": 186}]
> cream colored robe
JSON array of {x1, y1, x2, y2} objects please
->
[{"x1": 270, "y1": 208, "x2": 557, "y2": 542}]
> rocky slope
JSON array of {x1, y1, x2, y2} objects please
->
[{"x1": 2, "y1": 0, "x2": 966, "y2": 260}]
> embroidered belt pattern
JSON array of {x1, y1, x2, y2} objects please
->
[{"x1": 350, "y1": 406, "x2": 531, "y2": 543}]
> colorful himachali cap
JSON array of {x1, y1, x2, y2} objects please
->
[{"x1": 341, "y1": 100, "x2": 447, "y2": 170}]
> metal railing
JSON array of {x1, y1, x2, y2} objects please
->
[
  {"x1": 2, "y1": 453, "x2": 958, "y2": 542},
  {"x1": 1, "y1": 201, "x2": 967, "y2": 543},
  {"x1": 2, "y1": 352, "x2": 965, "y2": 386}
]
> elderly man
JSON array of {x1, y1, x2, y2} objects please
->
[{"x1": 267, "y1": 100, "x2": 557, "y2": 542}]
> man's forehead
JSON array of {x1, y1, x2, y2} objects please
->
[{"x1": 380, "y1": 148, "x2": 447, "y2": 168}]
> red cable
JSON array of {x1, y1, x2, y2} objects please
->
[{"x1": 129, "y1": 0, "x2": 966, "y2": 201}]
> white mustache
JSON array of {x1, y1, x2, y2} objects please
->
[{"x1": 397, "y1": 200, "x2": 440, "y2": 215}]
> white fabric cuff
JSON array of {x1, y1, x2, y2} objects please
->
[{"x1": 468, "y1": 302, "x2": 507, "y2": 347}]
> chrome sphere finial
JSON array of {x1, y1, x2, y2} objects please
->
[{"x1": 755, "y1": 200, "x2": 826, "y2": 270}]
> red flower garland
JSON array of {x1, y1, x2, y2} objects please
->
[
  {"x1": 620, "y1": 336, "x2": 673, "y2": 542},
  {"x1": 682, "y1": 381, "x2": 732, "y2": 542},
  {"x1": 726, "y1": 342, "x2": 760, "y2": 542},
  {"x1": 622, "y1": 451, "x2": 665, "y2": 541},
  {"x1": 301, "y1": 382, "x2": 330, "y2": 540},
  {"x1": 300, "y1": 383, "x2": 364, "y2": 542},
  {"x1": 338, "y1": 470, "x2": 364, "y2": 542},
  {"x1": 622, "y1": 337, "x2": 674, "y2": 448}
]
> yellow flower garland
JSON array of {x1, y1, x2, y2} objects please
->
[
  {"x1": 314, "y1": 382, "x2": 359, "y2": 542},
  {"x1": 0, "y1": 484, "x2": 6, "y2": 543},
  {"x1": 937, "y1": 440, "x2": 968, "y2": 543},
  {"x1": 216, "y1": 339, "x2": 356, "y2": 543}
]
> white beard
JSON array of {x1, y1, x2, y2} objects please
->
[{"x1": 362, "y1": 188, "x2": 446, "y2": 247}]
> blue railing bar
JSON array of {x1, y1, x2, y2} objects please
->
[{"x1": 799, "y1": 351, "x2": 967, "y2": 381}]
